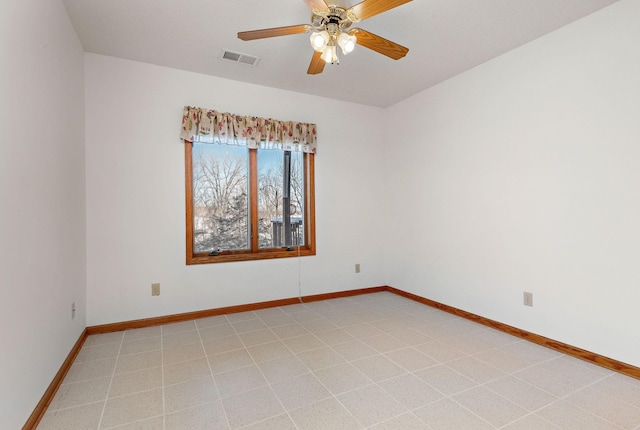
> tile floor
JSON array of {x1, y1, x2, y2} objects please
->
[{"x1": 37, "y1": 292, "x2": 640, "y2": 429}]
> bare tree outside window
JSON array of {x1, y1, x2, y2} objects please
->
[{"x1": 192, "y1": 145, "x2": 248, "y2": 253}]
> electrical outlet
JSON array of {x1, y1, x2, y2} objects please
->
[
  {"x1": 71, "y1": 302, "x2": 76, "y2": 320},
  {"x1": 355, "y1": 264, "x2": 360, "y2": 273},
  {"x1": 523, "y1": 291, "x2": 533, "y2": 307},
  {"x1": 152, "y1": 283, "x2": 160, "y2": 296}
]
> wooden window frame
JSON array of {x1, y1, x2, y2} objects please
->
[{"x1": 185, "y1": 141, "x2": 316, "y2": 264}]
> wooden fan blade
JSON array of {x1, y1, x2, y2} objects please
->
[
  {"x1": 307, "y1": 51, "x2": 326, "y2": 75},
  {"x1": 238, "y1": 25, "x2": 309, "y2": 41},
  {"x1": 349, "y1": 0, "x2": 412, "y2": 21},
  {"x1": 353, "y1": 29, "x2": 408, "y2": 60},
  {"x1": 303, "y1": 0, "x2": 329, "y2": 12}
]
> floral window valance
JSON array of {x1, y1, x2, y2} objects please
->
[{"x1": 180, "y1": 106, "x2": 317, "y2": 154}]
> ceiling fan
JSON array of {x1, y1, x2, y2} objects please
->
[{"x1": 238, "y1": 0, "x2": 412, "y2": 75}]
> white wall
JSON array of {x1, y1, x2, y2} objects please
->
[
  {"x1": 385, "y1": 0, "x2": 640, "y2": 367},
  {"x1": 84, "y1": 54, "x2": 387, "y2": 326},
  {"x1": 0, "y1": 0, "x2": 86, "y2": 428}
]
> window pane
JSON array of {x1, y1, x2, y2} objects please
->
[
  {"x1": 258, "y1": 150, "x2": 305, "y2": 249},
  {"x1": 192, "y1": 143, "x2": 249, "y2": 253}
]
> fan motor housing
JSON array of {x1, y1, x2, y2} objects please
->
[{"x1": 311, "y1": 7, "x2": 354, "y2": 33}]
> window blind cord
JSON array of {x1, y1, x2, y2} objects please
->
[{"x1": 297, "y1": 244, "x2": 303, "y2": 303}]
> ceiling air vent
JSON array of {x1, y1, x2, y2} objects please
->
[{"x1": 220, "y1": 49, "x2": 260, "y2": 67}]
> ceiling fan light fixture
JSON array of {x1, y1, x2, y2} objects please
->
[
  {"x1": 337, "y1": 32, "x2": 357, "y2": 55},
  {"x1": 320, "y1": 44, "x2": 338, "y2": 64},
  {"x1": 310, "y1": 30, "x2": 329, "y2": 52}
]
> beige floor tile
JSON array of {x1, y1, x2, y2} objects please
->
[
  {"x1": 592, "y1": 373, "x2": 640, "y2": 408},
  {"x1": 120, "y1": 337, "x2": 161, "y2": 356},
  {"x1": 299, "y1": 318, "x2": 338, "y2": 333},
  {"x1": 270, "y1": 373, "x2": 331, "y2": 410},
  {"x1": 48, "y1": 377, "x2": 110, "y2": 411},
  {"x1": 163, "y1": 357, "x2": 211, "y2": 386},
  {"x1": 342, "y1": 323, "x2": 384, "y2": 339},
  {"x1": 337, "y1": 383, "x2": 407, "y2": 427},
  {"x1": 165, "y1": 400, "x2": 229, "y2": 430},
  {"x1": 326, "y1": 313, "x2": 366, "y2": 328},
  {"x1": 37, "y1": 401, "x2": 104, "y2": 430},
  {"x1": 257, "y1": 354, "x2": 310, "y2": 384},
  {"x1": 496, "y1": 340, "x2": 561, "y2": 366},
  {"x1": 75, "y1": 342, "x2": 121, "y2": 363},
  {"x1": 84, "y1": 332, "x2": 124, "y2": 347},
  {"x1": 289, "y1": 309, "x2": 323, "y2": 323},
  {"x1": 163, "y1": 341, "x2": 205, "y2": 365},
  {"x1": 198, "y1": 323, "x2": 236, "y2": 341},
  {"x1": 361, "y1": 333, "x2": 409, "y2": 353},
  {"x1": 297, "y1": 346, "x2": 346, "y2": 371},
  {"x1": 214, "y1": 364, "x2": 267, "y2": 398},
  {"x1": 100, "y1": 389, "x2": 163, "y2": 429},
  {"x1": 384, "y1": 346, "x2": 437, "y2": 371},
  {"x1": 231, "y1": 318, "x2": 267, "y2": 334},
  {"x1": 565, "y1": 386, "x2": 640, "y2": 429},
  {"x1": 162, "y1": 330, "x2": 200, "y2": 349},
  {"x1": 271, "y1": 323, "x2": 309, "y2": 340},
  {"x1": 240, "y1": 413, "x2": 296, "y2": 429},
  {"x1": 122, "y1": 326, "x2": 161, "y2": 341},
  {"x1": 538, "y1": 399, "x2": 621, "y2": 430},
  {"x1": 502, "y1": 414, "x2": 561, "y2": 430},
  {"x1": 256, "y1": 313, "x2": 296, "y2": 328},
  {"x1": 388, "y1": 327, "x2": 433, "y2": 346},
  {"x1": 164, "y1": 376, "x2": 219, "y2": 414},
  {"x1": 351, "y1": 354, "x2": 406, "y2": 382},
  {"x1": 281, "y1": 334, "x2": 325, "y2": 353},
  {"x1": 452, "y1": 385, "x2": 528, "y2": 427},
  {"x1": 331, "y1": 339, "x2": 378, "y2": 361},
  {"x1": 312, "y1": 328, "x2": 356, "y2": 346},
  {"x1": 514, "y1": 357, "x2": 604, "y2": 397},
  {"x1": 238, "y1": 328, "x2": 278, "y2": 347},
  {"x1": 161, "y1": 320, "x2": 196, "y2": 336},
  {"x1": 369, "y1": 412, "x2": 431, "y2": 430},
  {"x1": 413, "y1": 340, "x2": 467, "y2": 362},
  {"x1": 114, "y1": 350, "x2": 161, "y2": 374},
  {"x1": 107, "y1": 416, "x2": 164, "y2": 429},
  {"x1": 413, "y1": 398, "x2": 493, "y2": 430},
  {"x1": 446, "y1": 356, "x2": 507, "y2": 383},
  {"x1": 109, "y1": 367, "x2": 162, "y2": 398},
  {"x1": 64, "y1": 357, "x2": 117, "y2": 383},
  {"x1": 485, "y1": 375, "x2": 556, "y2": 411},
  {"x1": 313, "y1": 362, "x2": 371, "y2": 395},
  {"x1": 414, "y1": 364, "x2": 478, "y2": 395},
  {"x1": 473, "y1": 346, "x2": 532, "y2": 373},
  {"x1": 207, "y1": 348, "x2": 255, "y2": 374},
  {"x1": 442, "y1": 332, "x2": 496, "y2": 354},
  {"x1": 202, "y1": 334, "x2": 243, "y2": 356},
  {"x1": 288, "y1": 398, "x2": 364, "y2": 430},
  {"x1": 368, "y1": 319, "x2": 408, "y2": 334},
  {"x1": 246, "y1": 340, "x2": 292, "y2": 363},
  {"x1": 221, "y1": 385, "x2": 284, "y2": 429},
  {"x1": 378, "y1": 373, "x2": 443, "y2": 409}
]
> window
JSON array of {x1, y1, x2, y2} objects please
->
[{"x1": 185, "y1": 142, "x2": 316, "y2": 264}]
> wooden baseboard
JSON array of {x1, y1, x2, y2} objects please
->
[
  {"x1": 23, "y1": 328, "x2": 88, "y2": 430},
  {"x1": 87, "y1": 286, "x2": 387, "y2": 335},
  {"x1": 386, "y1": 286, "x2": 640, "y2": 380}
]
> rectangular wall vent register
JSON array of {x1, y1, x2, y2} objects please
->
[{"x1": 220, "y1": 49, "x2": 260, "y2": 66}]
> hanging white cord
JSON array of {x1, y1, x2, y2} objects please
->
[{"x1": 297, "y1": 244, "x2": 303, "y2": 303}]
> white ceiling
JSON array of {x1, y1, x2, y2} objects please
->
[{"x1": 62, "y1": 0, "x2": 618, "y2": 107}]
